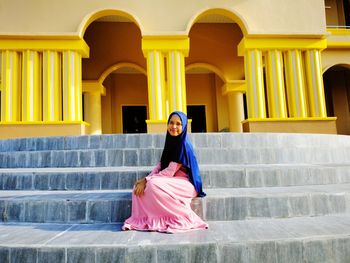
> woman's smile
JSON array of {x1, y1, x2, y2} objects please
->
[{"x1": 167, "y1": 115, "x2": 183, "y2": 136}]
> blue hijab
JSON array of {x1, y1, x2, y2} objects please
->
[{"x1": 160, "y1": 111, "x2": 206, "y2": 197}]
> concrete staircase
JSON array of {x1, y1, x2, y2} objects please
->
[{"x1": 0, "y1": 133, "x2": 350, "y2": 263}]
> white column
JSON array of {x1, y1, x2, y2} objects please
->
[
  {"x1": 1, "y1": 50, "x2": 21, "y2": 121},
  {"x1": 304, "y1": 49, "x2": 327, "y2": 117},
  {"x1": 62, "y1": 50, "x2": 82, "y2": 121},
  {"x1": 245, "y1": 49, "x2": 266, "y2": 118},
  {"x1": 43, "y1": 51, "x2": 62, "y2": 121},
  {"x1": 22, "y1": 50, "x2": 42, "y2": 121},
  {"x1": 166, "y1": 50, "x2": 187, "y2": 113},
  {"x1": 284, "y1": 50, "x2": 308, "y2": 118},
  {"x1": 146, "y1": 50, "x2": 166, "y2": 120}
]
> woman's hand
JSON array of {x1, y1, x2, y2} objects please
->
[
  {"x1": 175, "y1": 163, "x2": 182, "y2": 172},
  {"x1": 134, "y1": 178, "x2": 147, "y2": 196}
]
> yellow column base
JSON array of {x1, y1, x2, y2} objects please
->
[
  {"x1": 0, "y1": 121, "x2": 89, "y2": 139},
  {"x1": 84, "y1": 93, "x2": 102, "y2": 135},
  {"x1": 227, "y1": 92, "x2": 244, "y2": 132},
  {"x1": 146, "y1": 119, "x2": 192, "y2": 134},
  {"x1": 146, "y1": 120, "x2": 168, "y2": 134},
  {"x1": 242, "y1": 118, "x2": 337, "y2": 134}
]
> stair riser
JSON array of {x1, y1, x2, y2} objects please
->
[
  {"x1": 0, "y1": 134, "x2": 164, "y2": 152},
  {"x1": 203, "y1": 193, "x2": 350, "y2": 220},
  {"x1": 1, "y1": 193, "x2": 349, "y2": 223},
  {"x1": 0, "y1": 237, "x2": 349, "y2": 263},
  {"x1": 1, "y1": 166, "x2": 350, "y2": 190},
  {"x1": 1, "y1": 133, "x2": 350, "y2": 152},
  {"x1": 1, "y1": 147, "x2": 350, "y2": 168},
  {"x1": 0, "y1": 199, "x2": 131, "y2": 224},
  {"x1": 0, "y1": 171, "x2": 145, "y2": 191}
]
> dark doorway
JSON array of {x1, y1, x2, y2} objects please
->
[
  {"x1": 323, "y1": 66, "x2": 350, "y2": 135},
  {"x1": 187, "y1": 105, "x2": 207, "y2": 132},
  {"x1": 344, "y1": 0, "x2": 350, "y2": 27},
  {"x1": 122, "y1": 106, "x2": 147, "y2": 133}
]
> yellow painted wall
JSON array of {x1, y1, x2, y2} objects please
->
[
  {"x1": 84, "y1": 21, "x2": 242, "y2": 134},
  {"x1": 187, "y1": 23, "x2": 244, "y2": 81},
  {"x1": 0, "y1": 1, "x2": 349, "y2": 137},
  {"x1": 186, "y1": 73, "x2": 218, "y2": 132},
  {"x1": 325, "y1": 0, "x2": 346, "y2": 26},
  {"x1": 186, "y1": 22, "x2": 242, "y2": 131},
  {"x1": 109, "y1": 73, "x2": 148, "y2": 133},
  {"x1": 82, "y1": 22, "x2": 145, "y2": 80},
  {"x1": 0, "y1": 0, "x2": 327, "y2": 37},
  {"x1": 214, "y1": 75, "x2": 230, "y2": 131},
  {"x1": 101, "y1": 76, "x2": 113, "y2": 134},
  {"x1": 83, "y1": 22, "x2": 148, "y2": 134},
  {"x1": 322, "y1": 49, "x2": 350, "y2": 72}
]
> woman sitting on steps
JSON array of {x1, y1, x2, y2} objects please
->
[{"x1": 122, "y1": 111, "x2": 208, "y2": 233}]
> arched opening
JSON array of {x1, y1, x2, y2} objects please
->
[
  {"x1": 186, "y1": 9, "x2": 246, "y2": 132},
  {"x1": 323, "y1": 64, "x2": 350, "y2": 135},
  {"x1": 186, "y1": 65, "x2": 225, "y2": 132},
  {"x1": 82, "y1": 11, "x2": 147, "y2": 134},
  {"x1": 100, "y1": 65, "x2": 148, "y2": 134}
]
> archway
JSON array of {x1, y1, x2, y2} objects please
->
[
  {"x1": 82, "y1": 11, "x2": 147, "y2": 134},
  {"x1": 323, "y1": 64, "x2": 350, "y2": 135},
  {"x1": 100, "y1": 64, "x2": 147, "y2": 134},
  {"x1": 186, "y1": 64, "x2": 226, "y2": 132},
  {"x1": 186, "y1": 9, "x2": 246, "y2": 132}
]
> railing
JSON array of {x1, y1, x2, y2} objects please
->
[{"x1": 327, "y1": 25, "x2": 350, "y2": 29}]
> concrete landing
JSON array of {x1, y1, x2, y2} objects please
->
[{"x1": 0, "y1": 215, "x2": 349, "y2": 263}]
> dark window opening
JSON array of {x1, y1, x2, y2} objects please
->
[
  {"x1": 187, "y1": 105, "x2": 207, "y2": 133},
  {"x1": 243, "y1": 94, "x2": 248, "y2": 120},
  {"x1": 344, "y1": 0, "x2": 350, "y2": 27},
  {"x1": 82, "y1": 94, "x2": 85, "y2": 122},
  {"x1": 262, "y1": 60, "x2": 269, "y2": 118},
  {"x1": 323, "y1": 71, "x2": 335, "y2": 117},
  {"x1": 122, "y1": 106, "x2": 147, "y2": 134}
]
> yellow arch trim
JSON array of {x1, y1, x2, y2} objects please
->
[
  {"x1": 98, "y1": 63, "x2": 147, "y2": 84},
  {"x1": 78, "y1": 9, "x2": 143, "y2": 38},
  {"x1": 186, "y1": 63, "x2": 226, "y2": 82},
  {"x1": 323, "y1": 63, "x2": 350, "y2": 74},
  {"x1": 186, "y1": 8, "x2": 248, "y2": 36}
]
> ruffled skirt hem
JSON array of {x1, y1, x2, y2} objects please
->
[{"x1": 122, "y1": 214, "x2": 208, "y2": 233}]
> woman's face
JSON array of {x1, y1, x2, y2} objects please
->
[{"x1": 167, "y1": 114, "x2": 183, "y2": 136}]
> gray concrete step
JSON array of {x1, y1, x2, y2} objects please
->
[
  {"x1": 0, "y1": 215, "x2": 350, "y2": 262},
  {"x1": 1, "y1": 146, "x2": 350, "y2": 168},
  {"x1": 1, "y1": 164, "x2": 350, "y2": 190},
  {"x1": 1, "y1": 133, "x2": 350, "y2": 152},
  {"x1": 1, "y1": 184, "x2": 349, "y2": 223}
]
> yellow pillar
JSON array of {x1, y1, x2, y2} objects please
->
[
  {"x1": 82, "y1": 81, "x2": 105, "y2": 135},
  {"x1": 245, "y1": 49, "x2": 266, "y2": 118},
  {"x1": 142, "y1": 37, "x2": 189, "y2": 133},
  {"x1": 284, "y1": 50, "x2": 308, "y2": 118},
  {"x1": 22, "y1": 50, "x2": 42, "y2": 121},
  {"x1": 62, "y1": 50, "x2": 82, "y2": 121},
  {"x1": 228, "y1": 92, "x2": 245, "y2": 132},
  {"x1": 265, "y1": 50, "x2": 287, "y2": 118},
  {"x1": 1, "y1": 50, "x2": 20, "y2": 121},
  {"x1": 166, "y1": 50, "x2": 187, "y2": 114},
  {"x1": 304, "y1": 49, "x2": 327, "y2": 117},
  {"x1": 223, "y1": 81, "x2": 246, "y2": 132},
  {"x1": 43, "y1": 51, "x2": 62, "y2": 121},
  {"x1": 84, "y1": 92, "x2": 101, "y2": 134},
  {"x1": 145, "y1": 50, "x2": 166, "y2": 121}
]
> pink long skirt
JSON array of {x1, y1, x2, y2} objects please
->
[{"x1": 122, "y1": 171, "x2": 208, "y2": 233}]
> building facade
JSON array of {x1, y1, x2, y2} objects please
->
[{"x1": 0, "y1": 0, "x2": 349, "y2": 138}]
